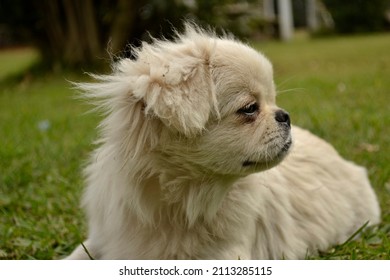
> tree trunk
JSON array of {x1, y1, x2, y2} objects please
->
[
  {"x1": 62, "y1": 0, "x2": 102, "y2": 66},
  {"x1": 81, "y1": 0, "x2": 101, "y2": 60},
  {"x1": 63, "y1": 0, "x2": 84, "y2": 65},
  {"x1": 33, "y1": 0, "x2": 104, "y2": 69},
  {"x1": 109, "y1": 0, "x2": 147, "y2": 55}
]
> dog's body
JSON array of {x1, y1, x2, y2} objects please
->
[{"x1": 66, "y1": 26, "x2": 380, "y2": 259}]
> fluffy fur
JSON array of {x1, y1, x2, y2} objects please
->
[{"x1": 66, "y1": 25, "x2": 380, "y2": 259}]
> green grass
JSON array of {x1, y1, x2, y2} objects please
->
[
  {"x1": 0, "y1": 50, "x2": 98, "y2": 258},
  {"x1": 0, "y1": 48, "x2": 39, "y2": 81},
  {"x1": 1, "y1": 33, "x2": 390, "y2": 259}
]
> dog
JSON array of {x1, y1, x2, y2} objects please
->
[{"x1": 66, "y1": 24, "x2": 380, "y2": 259}]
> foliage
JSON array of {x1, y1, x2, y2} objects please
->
[
  {"x1": 0, "y1": 0, "x2": 260, "y2": 70},
  {"x1": 323, "y1": 0, "x2": 389, "y2": 34},
  {"x1": 1, "y1": 33, "x2": 390, "y2": 259}
]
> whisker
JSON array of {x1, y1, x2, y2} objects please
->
[
  {"x1": 277, "y1": 87, "x2": 306, "y2": 95},
  {"x1": 275, "y1": 76, "x2": 296, "y2": 88},
  {"x1": 275, "y1": 76, "x2": 306, "y2": 96}
]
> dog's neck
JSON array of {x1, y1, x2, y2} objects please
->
[
  {"x1": 127, "y1": 155, "x2": 239, "y2": 228},
  {"x1": 161, "y1": 169, "x2": 238, "y2": 227}
]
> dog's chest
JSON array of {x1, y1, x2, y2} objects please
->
[
  {"x1": 119, "y1": 201, "x2": 256, "y2": 259},
  {"x1": 129, "y1": 222, "x2": 247, "y2": 259}
]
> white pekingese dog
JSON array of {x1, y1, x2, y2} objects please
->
[{"x1": 66, "y1": 25, "x2": 380, "y2": 259}]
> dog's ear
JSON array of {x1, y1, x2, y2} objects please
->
[{"x1": 132, "y1": 52, "x2": 215, "y2": 137}]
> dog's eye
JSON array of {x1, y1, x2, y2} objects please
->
[{"x1": 237, "y1": 102, "x2": 259, "y2": 116}]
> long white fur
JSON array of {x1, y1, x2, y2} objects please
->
[{"x1": 66, "y1": 25, "x2": 380, "y2": 259}]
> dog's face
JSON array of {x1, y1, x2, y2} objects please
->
[
  {"x1": 191, "y1": 40, "x2": 292, "y2": 176},
  {"x1": 127, "y1": 31, "x2": 292, "y2": 177}
]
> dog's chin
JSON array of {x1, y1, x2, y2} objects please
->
[{"x1": 241, "y1": 138, "x2": 292, "y2": 173}]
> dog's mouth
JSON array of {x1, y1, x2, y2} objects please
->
[
  {"x1": 242, "y1": 160, "x2": 258, "y2": 167},
  {"x1": 242, "y1": 139, "x2": 292, "y2": 168}
]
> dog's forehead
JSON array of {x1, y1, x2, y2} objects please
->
[{"x1": 212, "y1": 39, "x2": 275, "y2": 101}]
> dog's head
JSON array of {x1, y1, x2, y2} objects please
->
[{"x1": 88, "y1": 25, "x2": 291, "y2": 177}]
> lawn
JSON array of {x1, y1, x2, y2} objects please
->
[
  {"x1": 0, "y1": 48, "x2": 40, "y2": 80},
  {"x1": 1, "y1": 33, "x2": 389, "y2": 259}
]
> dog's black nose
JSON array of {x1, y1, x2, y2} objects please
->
[{"x1": 275, "y1": 110, "x2": 291, "y2": 127}]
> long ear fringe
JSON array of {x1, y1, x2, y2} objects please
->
[
  {"x1": 74, "y1": 62, "x2": 160, "y2": 160},
  {"x1": 130, "y1": 24, "x2": 222, "y2": 137},
  {"x1": 75, "y1": 22, "x2": 223, "y2": 146},
  {"x1": 73, "y1": 67, "x2": 137, "y2": 112}
]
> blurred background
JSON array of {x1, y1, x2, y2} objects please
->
[
  {"x1": 1, "y1": 0, "x2": 390, "y2": 259},
  {"x1": 0, "y1": 0, "x2": 389, "y2": 71}
]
